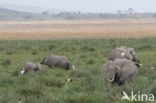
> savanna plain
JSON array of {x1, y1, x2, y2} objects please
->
[{"x1": 0, "y1": 18, "x2": 156, "y2": 103}]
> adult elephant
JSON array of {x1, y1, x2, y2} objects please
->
[
  {"x1": 109, "y1": 46, "x2": 141, "y2": 67},
  {"x1": 101, "y1": 58, "x2": 139, "y2": 85},
  {"x1": 40, "y1": 55, "x2": 70, "y2": 70}
]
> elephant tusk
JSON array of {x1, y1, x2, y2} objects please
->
[
  {"x1": 107, "y1": 77, "x2": 114, "y2": 82},
  {"x1": 139, "y1": 64, "x2": 142, "y2": 66},
  {"x1": 136, "y1": 62, "x2": 142, "y2": 66}
]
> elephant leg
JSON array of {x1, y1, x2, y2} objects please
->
[
  {"x1": 118, "y1": 75, "x2": 128, "y2": 85},
  {"x1": 113, "y1": 73, "x2": 120, "y2": 84},
  {"x1": 48, "y1": 65, "x2": 51, "y2": 67},
  {"x1": 128, "y1": 71, "x2": 138, "y2": 82},
  {"x1": 34, "y1": 68, "x2": 38, "y2": 72},
  {"x1": 118, "y1": 80, "x2": 125, "y2": 86}
]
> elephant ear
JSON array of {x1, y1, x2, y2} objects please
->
[
  {"x1": 114, "y1": 63, "x2": 121, "y2": 72},
  {"x1": 44, "y1": 57, "x2": 48, "y2": 64},
  {"x1": 42, "y1": 56, "x2": 48, "y2": 64},
  {"x1": 127, "y1": 48, "x2": 134, "y2": 60},
  {"x1": 129, "y1": 48, "x2": 136, "y2": 56}
]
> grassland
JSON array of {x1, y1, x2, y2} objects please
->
[
  {"x1": 0, "y1": 18, "x2": 156, "y2": 40},
  {"x1": 0, "y1": 38, "x2": 155, "y2": 103}
]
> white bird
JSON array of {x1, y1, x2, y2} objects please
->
[
  {"x1": 20, "y1": 69, "x2": 25, "y2": 75},
  {"x1": 151, "y1": 67, "x2": 155, "y2": 70},
  {"x1": 139, "y1": 63, "x2": 142, "y2": 66},
  {"x1": 72, "y1": 65, "x2": 76, "y2": 70},
  {"x1": 67, "y1": 78, "x2": 72, "y2": 82},
  {"x1": 121, "y1": 52, "x2": 125, "y2": 58}
]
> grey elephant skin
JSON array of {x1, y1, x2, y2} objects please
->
[
  {"x1": 101, "y1": 58, "x2": 138, "y2": 85},
  {"x1": 40, "y1": 55, "x2": 70, "y2": 70},
  {"x1": 21, "y1": 62, "x2": 42, "y2": 74},
  {"x1": 109, "y1": 46, "x2": 141, "y2": 67}
]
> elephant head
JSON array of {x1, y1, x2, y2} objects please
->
[
  {"x1": 104, "y1": 61, "x2": 121, "y2": 82},
  {"x1": 40, "y1": 56, "x2": 47, "y2": 64},
  {"x1": 128, "y1": 48, "x2": 141, "y2": 66}
]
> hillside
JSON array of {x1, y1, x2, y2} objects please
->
[{"x1": 0, "y1": 7, "x2": 47, "y2": 20}]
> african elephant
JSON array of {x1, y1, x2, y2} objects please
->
[
  {"x1": 40, "y1": 55, "x2": 70, "y2": 70},
  {"x1": 101, "y1": 58, "x2": 139, "y2": 85},
  {"x1": 109, "y1": 46, "x2": 141, "y2": 67},
  {"x1": 21, "y1": 62, "x2": 43, "y2": 75}
]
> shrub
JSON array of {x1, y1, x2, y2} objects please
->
[
  {"x1": 17, "y1": 87, "x2": 43, "y2": 97},
  {"x1": 48, "y1": 45, "x2": 56, "y2": 50},
  {"x1": 31, "y1": 49, "x2": 38, "y2": 55},
  {"x1": 88, "y1": 47, "x2": 95, "y2": 52},
  {"x1": 11, "y1": 68, "x2": 21, "y2": 77},
  {"x1": 69, "y1": 70, "x2": 90, "y2": 78},
  {"x1": 80, "y1": 54, "x2": 87, "y2": 58},
  {"x1": 22, "y1": 46, "x2": 32, "y2": 51},
  {"x1": 6, "y1": 49, "x2": 16, "y2": 55},
  {"x1": 0, "y1": 77, "x2": 14, "y2": 87},
  {"x1": 137, "y1": 44, "x2": 152, "y2": 50},
  {"x1": 87, "y1": 59, "x2": 95, "y2": 64},
  {"x1": 2, "y1": 59, "x2": 11, "y2": 67},
  {"x1": 81, "y1": 46, "x2": 89, "y2": 51},
  {"x1": 40, "y1": 78, "x2": 64, "y2": 88}
]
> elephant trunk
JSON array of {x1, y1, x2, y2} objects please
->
[
  {"x1": 134, "y1": 57, "x2": 142, "y2": 67},
  {"x1": 107, "y1": 73, "x2": 115, "y2": 82}
]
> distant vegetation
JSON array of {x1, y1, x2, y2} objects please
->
[
  {"x1": 0, "y1": 38, "x2": 155, "y2": 102},
  {"x1": 43, "y1": 8, "x2": 156, "y2": 19},
  {"x1": 1, "y1": 7, "x2": 156, "y2": 20}
]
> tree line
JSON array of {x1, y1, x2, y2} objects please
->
[{"x1": 42, "y1": 8, "x2": 156, "y2": 19}]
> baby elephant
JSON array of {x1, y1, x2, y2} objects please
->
[
  {"x1": 109, "y1": 46, "x2": 141, "y2": 67},
  {"x1": 101, "y1": 58, "x2": 138, "y2": 85},
  {"x1": 40, "y1": 55, "x2": 70, "y2": 70},
  {"x1": 21, "y1": 62, "x2": 43, "y2": 75}
]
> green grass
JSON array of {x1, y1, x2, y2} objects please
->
[{"x1": 0, "y1": 38, "x2": 156, "y2": 103}]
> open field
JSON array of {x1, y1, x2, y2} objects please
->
[
  {"x1": 0, "y1": 18, "x2": 156, "y2": 102},
  {"x1": 0, "y1": 38, "x2": 156, "y2": 102},
  {"x1": 0, "y1": 18, "x2": 156, "y2": 40}
]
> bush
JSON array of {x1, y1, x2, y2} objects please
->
[
  {"x1": 137, "y1": 44, "x2": 152, "y2": 50},
  {"x1": 6, "y1": 49, "x2": 16, "y2": 55},
  {"x1": 69, "y1": 70, "x2": 90, "y2": 78},
  {"x1": 87, "y1": 59, "x2": 95, "y2": 64},
  {"x1": 31, "y1": 49, "x2": 38, "y2": 55},
  {"x1": 81, "y1": 46, "x2": 89, "y2": 51},
  {"x1": 88, "y1": 47, "x2": 95, "y2": 52},
  {"x1": 1, "y1": 59, "x2": 11, "y2": 67},
  {"x1": 17, "y1": 87, "x2": 43, "y2": 97},
  {"x1": 79, "y1": 54, "x2": 87, "y2": 58},
  {"x1": 48, "y1": 45, "x2": 56, "y2": 50},
  {"x1": 40, "y1": 78, "x2": 64, "y2": 88},
  {"x1": 0, "y1": 77, "x2": 14, "y2": 87}
]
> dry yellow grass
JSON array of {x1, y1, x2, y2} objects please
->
[{"x1": 0, "y1": 18, "x2": 156, "y2": 40}]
